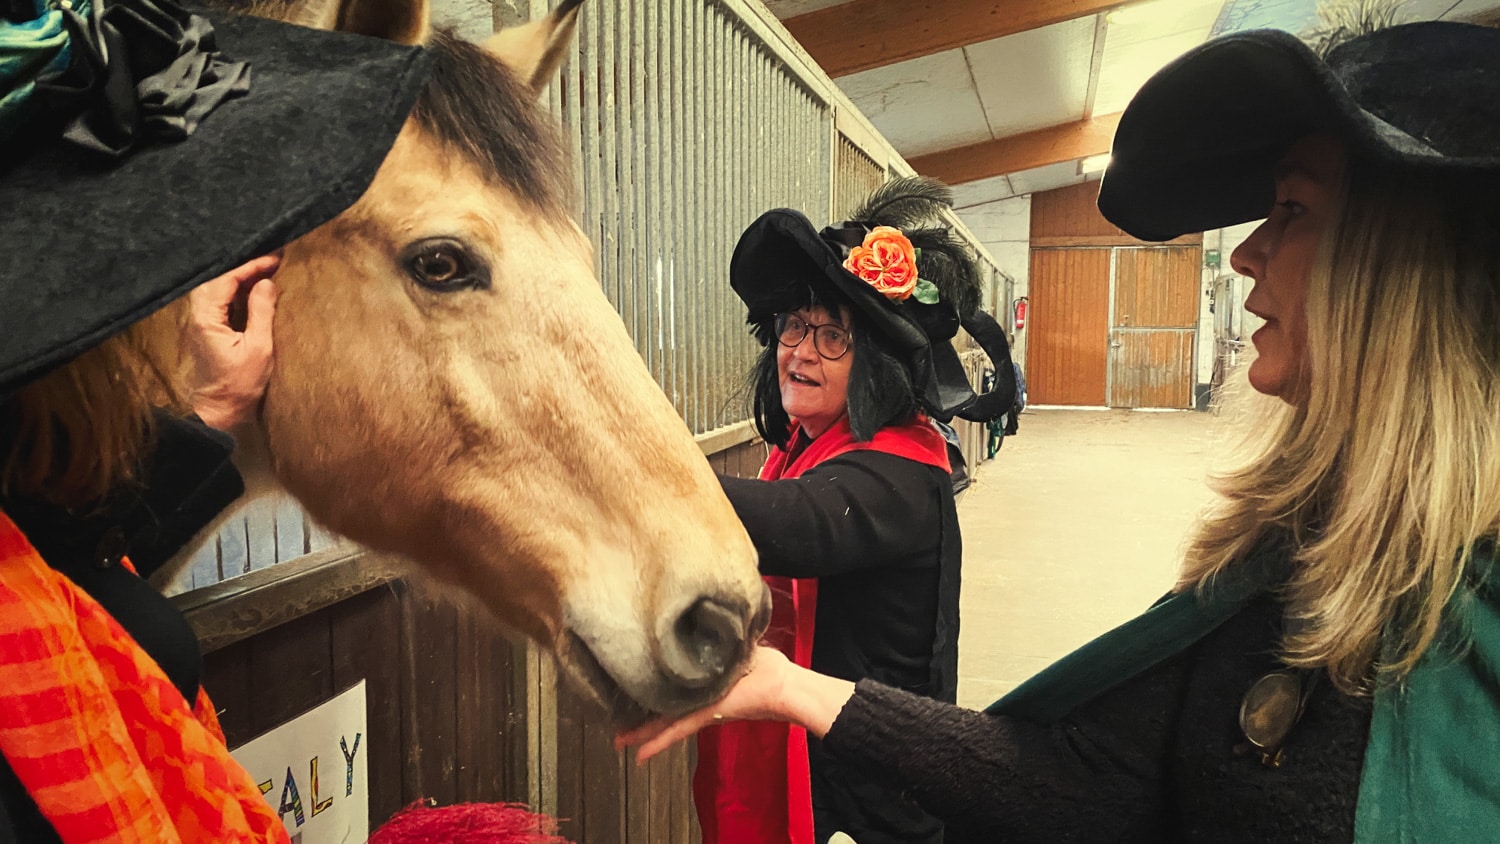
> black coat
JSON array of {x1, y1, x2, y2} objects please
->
[
  {"x1": 720, "y1": 448, "x2": 961, "y2": 844},
  {"x1": 822, "y1": 590, "x2": 1372, "y2": 843},
  {"x1": 0, "y1": 415, "x2": 243, "y2": 844}
]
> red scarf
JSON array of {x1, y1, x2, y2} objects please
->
[
  {"x1": 693, "y1": 416, "x2": 948, "y2": 844},
  {"x1": 0, "y1": 510, "x2": 288, "y2": 843}
]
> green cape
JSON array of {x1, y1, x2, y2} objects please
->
[{"x1": 986, "y1": 547, "x2": 1500, "y2": 842}]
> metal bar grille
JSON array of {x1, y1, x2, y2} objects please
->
[{"x1": 557, "y1": 1, "x2": 832, "y2": 434}]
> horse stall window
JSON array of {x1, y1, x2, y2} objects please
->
[
  {"x1": 548, "y1": 0, "x2": 832, "y2": 437},
  {"x1": 833, "y1": 133, "x2": 886, "y2": 221}
]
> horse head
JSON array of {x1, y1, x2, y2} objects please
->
[{"x1": 180, "y1": 0, "x2": 769, "y2": 722}]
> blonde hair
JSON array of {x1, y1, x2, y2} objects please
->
[
  {"x1": 1, "y1": 324, "x2": 176, "y2": 509},
  {"x1": 1183, "y1": 160, "x2": 1500, "y2": 692}
]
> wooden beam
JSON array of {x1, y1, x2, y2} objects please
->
[
  {"x1": 910, "y1": 112, "x2": 1122, "y2": 185},
  {"x1": 784, "y1": 0, "x2": 1128, "y2": 78},
  {"x1": 1032, "y1": 233, "x2": 1202, "y2": 247}
]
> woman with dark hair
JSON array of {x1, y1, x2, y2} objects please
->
[
  {"x1": 693, "y1": 178, "x2": 1015, "y2": 844},
  {"x1": 629, "y1": 13, "x2": 1500, "y2": 843}
]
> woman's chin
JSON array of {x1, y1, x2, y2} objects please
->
[
  {"x1": 1247, "y1": 361, "x2": 1274, "y2": 394},
  {"x1": 1246, "y1": 361, "x2": 1284, "y2": 399},
  {"x1": 1247, "y1": 361, "x2": 1308, "y2": 406}
]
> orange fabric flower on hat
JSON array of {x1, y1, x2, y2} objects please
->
[{"x1": 843, "y1": 226, "x2": 919, "y2": 301}]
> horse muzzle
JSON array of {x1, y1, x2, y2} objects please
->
[{"x1": 559, "y1": 581, "x2": 772, "y2": 724}]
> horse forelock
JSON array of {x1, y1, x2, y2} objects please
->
[{"x1": 412, "y1": 31, "x2": 571, "y2": 216}]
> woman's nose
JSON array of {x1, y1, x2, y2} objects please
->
[
  {"x1": 1231, "y1": 222, "x2": 1269, "y2": 279},
  {"x1": 792, "y1": 331, "x2": 820, "y2": 360}
]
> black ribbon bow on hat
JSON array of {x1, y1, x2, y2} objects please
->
[{"x1": 7, "y1": 0, "x2": 249, "y2": 157}]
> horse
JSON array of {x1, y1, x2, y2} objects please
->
[{"x1": 135, "y1": 0, "x2": 770, "y2": 724}]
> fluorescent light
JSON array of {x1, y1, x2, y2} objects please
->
[{"x1": 1080, "y1": 153, "x2": 1111, "y2": 174}]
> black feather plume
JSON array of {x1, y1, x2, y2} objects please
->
[
  {"x1": 847, "y1": 176, "x2": 983, "y2": 319},
  {"x1": 847, "y1": 176, "x2": 955, "y2": 230}
]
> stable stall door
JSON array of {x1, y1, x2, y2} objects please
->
[
  {"x1": 1108, "y1": 247, "x2": 1200, "y2": 409},
  {"x1": 1028, "y1": 248, "x2": 1111, "y2": 406}
]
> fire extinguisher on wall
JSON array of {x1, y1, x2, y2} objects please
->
[{"x1": 1013, "y1": 297, "x2": 1029, "y2": 332}]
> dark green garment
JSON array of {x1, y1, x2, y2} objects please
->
[{"x1": 986, "y1": 546, "x2": 1500, "y2": 842}]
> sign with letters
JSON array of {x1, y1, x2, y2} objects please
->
[{"x1": 231, "y1": 681, "x2": 369, "y2": 843}]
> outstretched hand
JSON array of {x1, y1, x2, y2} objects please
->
[
  {"x1": 615, "y1": 646, "x2": 856, "y2": 766},
  {"x1": 183, "y1": 254, "x2": 281, "y2": 431}
]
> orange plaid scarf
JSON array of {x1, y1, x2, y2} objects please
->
[{"x1": 0, "y1": 510, "x2": 288, "y2": 843}]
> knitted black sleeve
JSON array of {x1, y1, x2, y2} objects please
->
[{"x1": 821, "y1": 657, "x2": 1189, "y2": 843}]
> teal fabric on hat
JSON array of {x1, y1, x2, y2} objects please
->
[{"x1": 0, "y1": 0, "x2": 80, "y2": 139}]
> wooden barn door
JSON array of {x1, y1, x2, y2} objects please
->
[
  {"x1": 1108, "y1": 246, "x2": 1200, "y2": 408},
  {"x1": 1028, "y1": 248, "x2": 1111, "y2": 406}
]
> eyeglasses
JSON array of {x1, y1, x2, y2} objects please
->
[{"x1": 775, "y1": 313, "x2": 852, "y2": 361}]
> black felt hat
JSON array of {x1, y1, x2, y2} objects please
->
[
  {"x1": 731, "y1": 177, "x2": 1015, "y2": 423},
  {"x1": 1097, "y1": 21, "x2": 1500, "y2": 241},
  {"x1": 0, "y1": 0, "x2": 432, "y2": 393}
]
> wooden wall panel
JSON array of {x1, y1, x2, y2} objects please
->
[
  {"x1": 329, "y1": 588, "x2": 404, "y2": 825},
  {"x1": 1028, "y1": 249, "x2": 1111, "y2": 406},
  {"x1": 1114, "y1": 247, "x2": 1202, "y2": 328},
  {"x1": 402, "y1": 592, "x2": 459, "y2": 807},
  {"x1": 1029, "y1": 181, "x2": 1202, "y2": 247},
  {"x1": 550, "y1": 677, "x2": 701, "y2": 844},
  {"x1": 202, "y1": 581, "x2": 533, "y2": 835},
  {"x1": 455, "y1": 603, "x2": 526, "y2": 805},
  {"x1": 1030, "y1": 180, "x2": 1121, "y2": 240}
]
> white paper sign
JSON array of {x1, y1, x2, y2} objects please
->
[{"x1": 231, "y1": 681, "x2": 369, "y2": 843}]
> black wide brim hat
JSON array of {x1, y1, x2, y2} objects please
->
[
  {"x1": 1098, "y1": 21, "x2": 1500, "y2": 241},
  {"x1": 731, "y1": 208, "x2": 1014, "y2": 423},
  {"x1": 0, "y1": 5, "x2": 432, "y2": 393}
]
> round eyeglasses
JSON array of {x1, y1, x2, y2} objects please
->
[{"x1": 776, "y1": 313, "x2": 852, "y2": 361}]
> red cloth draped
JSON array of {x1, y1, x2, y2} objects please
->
[
  {"x1": 693, "y1": 415, "x2": 949, "y2": 844},
  {"x1": 0, "y1": 510, "x2": 288, "y2": 843}
]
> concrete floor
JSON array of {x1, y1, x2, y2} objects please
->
[{"x1": 954, "y1": 408, "x2": 1220, "y2": 709}]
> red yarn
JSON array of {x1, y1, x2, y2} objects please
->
[{"x1": 369, "y1": 800, "x2": 572, "y2": 844}]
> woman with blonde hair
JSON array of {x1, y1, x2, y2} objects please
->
[{"x1": 624, "y1": 15, "x2": 1500, "y2": 841}]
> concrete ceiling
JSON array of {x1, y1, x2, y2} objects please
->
[{"x1": 764, "y1": 0, "x2": 1500, "y2": 213}]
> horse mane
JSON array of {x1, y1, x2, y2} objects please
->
[
  {"x1": 414, "y1": 31, "x2": 571, "y2": 214},
  {"x1": 199, "y1": 0, "x2": 572, "y2": 213}
]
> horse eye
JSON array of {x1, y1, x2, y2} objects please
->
[{"x1": 403, "y1": 239, "x2": 487, "y2": 291}]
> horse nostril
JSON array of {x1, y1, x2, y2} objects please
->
[{"x1": 675, "y1": 597, "x2": 746, "y2": 681}]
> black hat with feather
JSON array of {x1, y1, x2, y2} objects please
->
[{"x1": 731, "y1": 176, "x2": 1015, "y2": 433}]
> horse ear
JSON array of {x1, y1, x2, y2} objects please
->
[
  {"x1": 328, "y1": 0, "x2": 430, "y2": 45},
  {"x1": 483, "y1": 0, "x2": 583, "y2": 96}
]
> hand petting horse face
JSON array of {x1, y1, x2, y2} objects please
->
[{"x1": 173, "y1": 0, "x2": 769, "y2": 723}]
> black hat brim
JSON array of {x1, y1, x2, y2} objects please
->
[
  {"x1": 730, "y1": 209, "x2": 928, "y2": 353},
  {"x1": 0, "y1": 11, "x2": 432, "y2": 391},
  {"x1": 1097, "y1": 25, "x2": 1499, "y2": 242}
]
